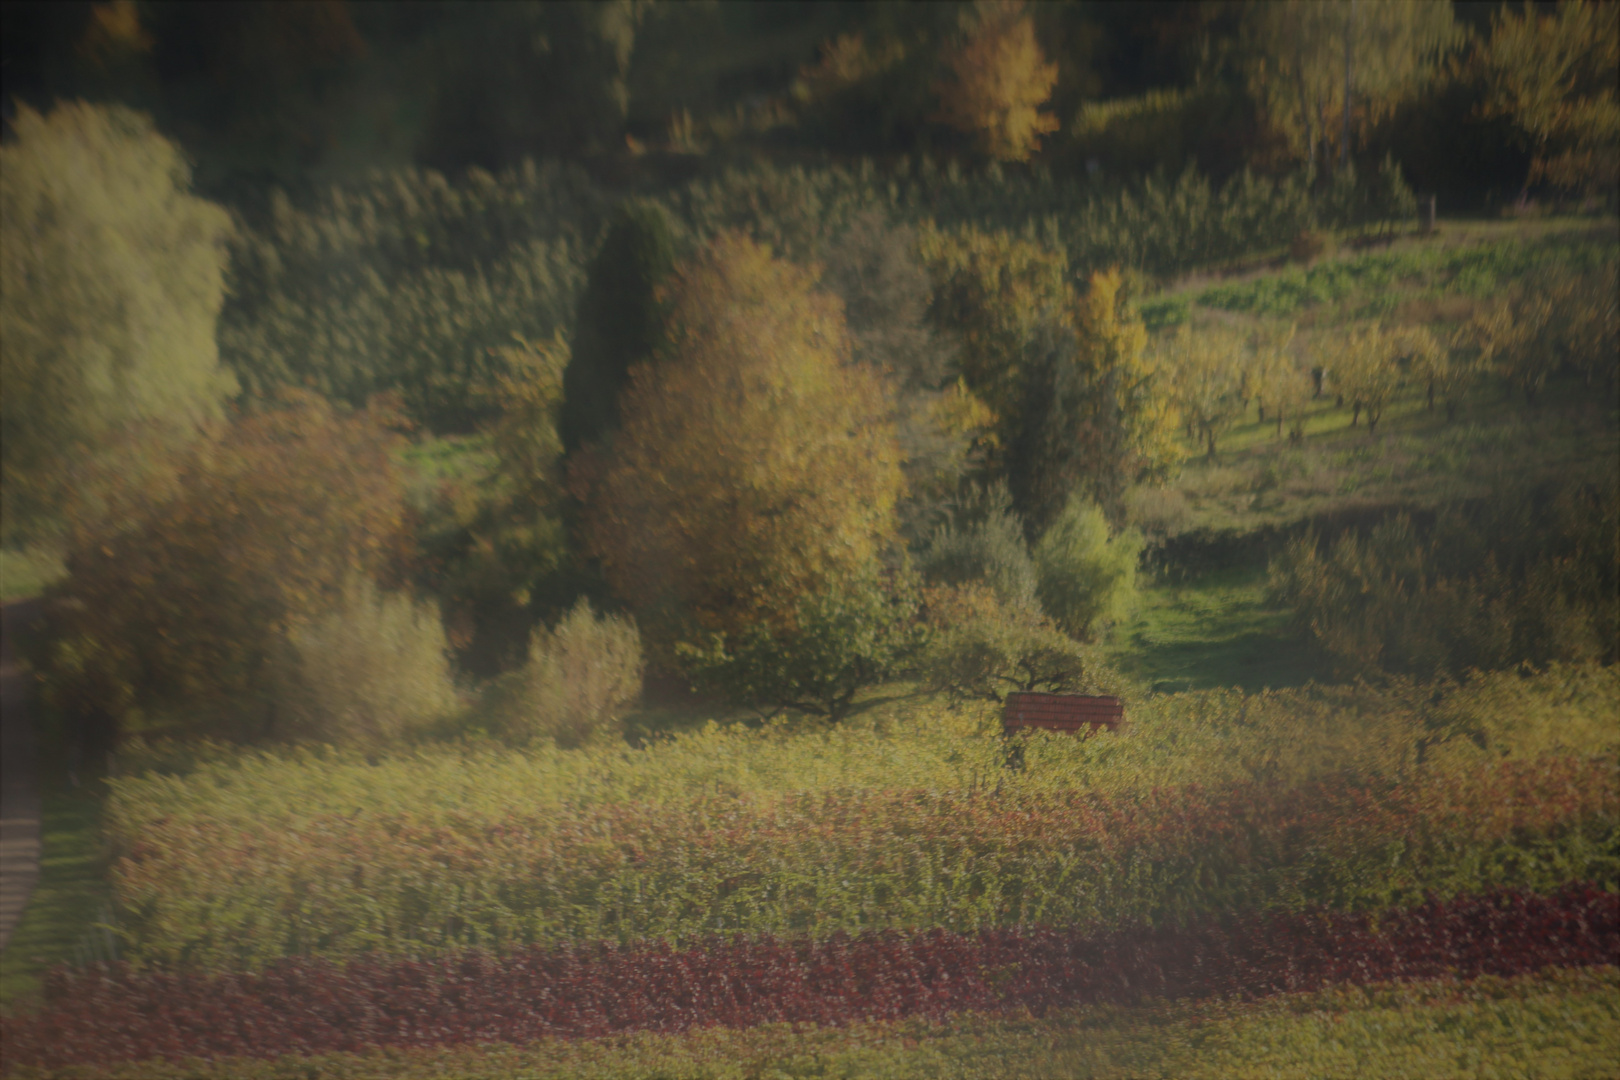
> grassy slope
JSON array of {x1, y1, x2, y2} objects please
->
[{"x1": 1109, "y1": 219, "x2": 1619, "y2": 691}]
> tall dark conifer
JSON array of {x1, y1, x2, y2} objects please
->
[{"x1": 560, "y1": 201, "x2": 677, "y2": 454}]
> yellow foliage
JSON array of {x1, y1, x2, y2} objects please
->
[
  {"x1": 1076, "y1": 269, "x2": 1182, "y2": 479},
  {"x1": 917, "y1": 223, "x2": 1072, "y2": 451},
  {"x1": 0, "y1": 102, "x2": 235, "y2": 543},
  {"x1": 584, "y1": 233, "x2": 902, "y2": 659},
  {"x1": 934, "y1": 3, "x2": 1061, "y2": 162},
  {"x1": 1330, "y1": 322, "x2": 1407, "y2": 431},
  {"x1": 794, "y1": 33, "x2": 907, "y2": 104}
]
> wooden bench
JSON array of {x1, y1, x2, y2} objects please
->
[{"x1": 1002, "y1": 692, "x2": 1125, "y2": 736}]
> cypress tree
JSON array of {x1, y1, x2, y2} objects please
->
[{"x1": 560, "y1": 200, "x2": 677, "y2": 453}]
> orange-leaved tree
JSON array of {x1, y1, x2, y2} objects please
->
[
  {"x1": 36, "y1": 390, "x2": 413, "y2": 745},
  {"x1": 582, "y1": 233, "x2": 902, "y2": 664},
  {"x1": 934, "y1": 1, "x2": 1061, "y2": 163}
]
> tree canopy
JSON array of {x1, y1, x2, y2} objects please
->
[
  {"x1": 582, "y1": 233, "x2": 902, "y2": 661},
  {"x1": 0, "y1": 101, "x2": 236, "y2": 543}
]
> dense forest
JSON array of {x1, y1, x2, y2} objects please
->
[{"x1": 0, "y1": 3, "x2": 1616, "y2": 1077}]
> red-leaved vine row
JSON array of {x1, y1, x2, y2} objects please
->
[{"x1": 4, "y1": 885, "x2": 1615, "y2": 1070}]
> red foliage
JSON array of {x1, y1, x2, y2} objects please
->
[{"x1": 4, "y1": 885, "x2": 1615, "y2": 1069}]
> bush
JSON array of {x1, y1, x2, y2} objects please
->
[
  {"x1": 1033, "y1": 496, "x2": 1142, "y2": 641},
  {"x1": 275, "y1": 578, "x2": 460, "y2": 749},
  {"x1": 917, "y1": 484, "x2": 1039, "y2": 612},
  {"x1": 1269, "y1": 480, "x2": 1619, "y2": 678},
  {"x1": 493, "y1": 599, "x2": 643, "y2": 748},
  {"x1": 33, "y1": 392, "x2": 412, "y2": 746}
]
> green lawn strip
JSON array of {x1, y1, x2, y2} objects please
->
[
  {"x1": 1104, "y1": 563, "x2": 1319, "y2": 693},
  {"x1": 0, "y1": 778, "x2": 112, "y2": 1014},
  {"x1": 1162, "y1": 374, "x2": 1617, "y2": 536},
  {"x1": 1176, "y1": 220, "x2": 1617, "y2": 321},
  {"x1": 12, "y1": 966, "x2": 1615, "y2": 1079}
]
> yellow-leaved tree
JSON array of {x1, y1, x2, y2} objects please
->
[
  {"x1": 934, "y1": 1, "x2": 1061, "y2": 162},
  {"x1": 0, "y1": 102, "x2": 236, "y2": 544},
  {"x1": 1474, "y1": 0, "x2": 1619, "y2": 199},
  {"x1": 582, "y1": 233, "x2": 903, "y2": 665}
]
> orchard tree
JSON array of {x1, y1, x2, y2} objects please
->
[
  {"x1": 1249, "y1": 326, "x2": 1312, "y2": 439},
  {"x1": 934, "y1": 1, "x2": 1061, "y2": 162},
  {"x1": 1334, "y1": 322, "x2": 1406, "y2": 432},
  {"x1": 559, "y1": 200, "x2": 677, "y2": 454},
  {"x1": 1153, "y1": 323, "x2": 1249, "y2": 460},
  {"x1": 582, "y1": 233, "x2": 903, "y2": 661},
  {"x1": 0, "y1": 102, "x2": 236, "y2": 544}
]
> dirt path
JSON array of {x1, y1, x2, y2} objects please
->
[{"x1": 0, "y1": 599, "x2": 42, "y2": 951}]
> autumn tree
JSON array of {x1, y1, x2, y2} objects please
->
[
  {"x1": 934, "y1": 1, "x2": 1061, "y2": 162},
  {"x1": 920, "y1": 228, "x2": 1179, "y2": 529},
  {"x1": 1333, "y1": 322, "x2": 1406, "y2": 432},
  {"x1": 34, "y1": 392, "x2": 412, "y2": 748},
  {"x1": 1249, "y1": 326, "x2": 1313, "y2": 439},
  {"x1": 1153, "y1": 323, "x2": 1249, "y2": 459},
  {"x1": 821, "y1": 211, "x2": 979, "y2": 544},
  {"x1": 560, "y1": 200, "x2": 678, "y2": 454},
  {"x1": 0, "y1": 102, "x2": 236, "y2": 544},
  {"x1": 1474, "y1": 0, "x2": 1620, "y2": 199},
  {"x1": 917, "y1": 224, "x2": 1072, "y2": 467},
  {"x1": 582, "y1": 233, "x2": 903, "y2": 664},
  {"x1": 1010, "y1": 270, "x2": 1182, "y2": 529},
  {"x1": 1243, "y1": 0, "x2": 1458, "y2": 173}
]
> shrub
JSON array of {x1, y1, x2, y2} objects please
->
[
  {"x1": 918, "y1": 499, "x2": 1040, "y2": 613},
  {"x1": 33, "y1": 392, "x2": 411, "y2": 746},
  {"x1": 495, "y1": 599, "x2": 643, "y2": 749},
  {"x1": 1032, "y1": 497, "x2": 1142, "y2": 641},
  {"x1": 1269, "y1": 480, "x2": 1619, "y2": 678},
  {"x1": 275, "y1": 579, "x2": 460, "y2": 749}
]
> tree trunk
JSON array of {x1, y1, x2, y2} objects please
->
[
  {"x1": 1367, "y1": 406, "x2": 1380, "y2": 433},
  {"x1": 1277, "y1": 412, "x2": 1285, "y2": 437},
  {"x1": 1351, "y1": 402, "x2": 1360, "y2": 427},
  {"x1": 1206, "y1": 430, "x2": 1217, "y2": 460}
]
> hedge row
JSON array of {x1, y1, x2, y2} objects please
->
[{"x1": 5, "y1": 885, "x2": 1614, "y2": 1070}]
